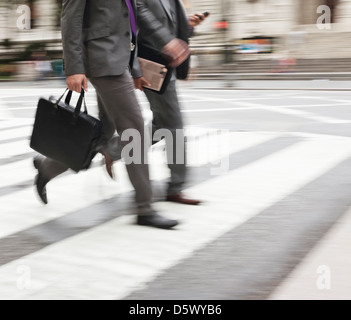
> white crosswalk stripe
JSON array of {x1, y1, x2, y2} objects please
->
[
  {"x1": 0, "y1": 126, "x2": 32, "y2": 142},
  {"x1": 0, "y1": 140, "x2": 33, "y2": 159}
]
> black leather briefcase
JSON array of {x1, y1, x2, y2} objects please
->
[{"x1": 30, "y1": 89, "x2": 102, "y2": 172}]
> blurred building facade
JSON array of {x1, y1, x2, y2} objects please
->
[
  {"x1": 0, "y1": 0, "x2": 61, "y2": 42},
  {"x1": 0, "y1": 0, "x2": 350, "y2": 71},
  {"x1": 186, "y1": 0, "x2": 351, "y2": 59}
]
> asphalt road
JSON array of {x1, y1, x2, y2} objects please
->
[{"x1": 1, "y1": 79, "x2": 351, "y2": 301}]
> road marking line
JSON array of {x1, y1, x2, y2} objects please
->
[
  {"x1": 0, "y1": 140, "x2": 33, "y2": 159},
  {"x1": 181, "y1": 93, "x2": 351, "y2": 124},
  {"x1": 0, "y1": 99, "x2": 11, "y2": 119},
  {"x1": 0, "y1": 126, "x2": 32, "y2": 142}
]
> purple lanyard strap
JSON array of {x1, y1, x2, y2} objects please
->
[{"x1": 125, "y1": 0, "x2": 137, "y2": 36}]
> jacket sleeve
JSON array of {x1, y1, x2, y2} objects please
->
[
  {"x1": 188, "y1": 24, "x2": 195, "y2": 38},
  {"x1": 131, "y1": 46, "x2": 142, "y2": 78},
  {"x1": 136, "y1": 0, "x2": 174, "y2": 51},
  {"x1": 61, "y1": 0, "x2": 87, "y2": 76}
]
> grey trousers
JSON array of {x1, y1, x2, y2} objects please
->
[
  {"x1": 144, "y1": 80, "x2": 187, "y2": 196},
  {"x1": 38, "y1": 70, "x2": 153, "y2": 215}
]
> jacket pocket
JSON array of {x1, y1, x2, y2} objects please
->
[{"x1": 83, "y1": 26, "x2": 111, "y2": 42}]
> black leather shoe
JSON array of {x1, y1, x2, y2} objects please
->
[
  {"x1": 137, "y1": 211, "x2": 178, "y2": 229},
  {"x1": 33, "y1": 157, "x2": 49, "y2": 205}
]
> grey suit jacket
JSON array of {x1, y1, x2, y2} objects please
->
[
  {"x1": 61, "y1": 0, "x2": 142, "y2": 78},
  {"x1": 134, "y1": 0, "x2": 190, "y2": 76}
]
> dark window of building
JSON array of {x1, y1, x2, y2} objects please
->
[{"x1": 324, "y1": 0, "x2": 339, "y2": 23}]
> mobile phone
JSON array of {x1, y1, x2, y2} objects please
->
[{"x1": 196, "y1": 12, "x2": 210, "y2": 20}]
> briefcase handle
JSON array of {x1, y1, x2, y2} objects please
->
[{"x1": 55, "y1": 88, "x2": 88, "y2": 118}]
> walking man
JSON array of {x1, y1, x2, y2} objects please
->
[
  {"x1": 134, "y1": 0, "x2": 209, "y2": 205},
  {"x1": 33, "y1": 0, "x2": 178, "y2": 229}
]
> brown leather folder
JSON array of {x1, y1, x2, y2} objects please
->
[{"x1": 137, "y1": 42, "x2": 173, "y2": 94}]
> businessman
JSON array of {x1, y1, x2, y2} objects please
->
[
  {"x1": 33, "y1": 0, "x2": 178, "y2": 229},
  {"x1": 133, "y1": 0, "x2": 209, "y2": 205}
]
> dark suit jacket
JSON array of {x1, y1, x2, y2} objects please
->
[
  {"x1": 61, "y1": 0, "x2": 142, "y2": 78},
  {"x1": 134, "y1": 0, "x2": 191, "y2": 79}
]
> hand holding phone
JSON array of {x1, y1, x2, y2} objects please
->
[
  {"x1": 190, "y1": 11, "x2": 210, "y2": 27},
  {"x1": 196, "y1": 12, "x2": 210, "y2": 20}
]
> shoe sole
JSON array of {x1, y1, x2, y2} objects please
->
[
  {"x1": 166, "y1": 198, "x2": 201, "y2": 205},
  {"x1": 137, "y1": 221, "x2": 178, "y2": 229}
]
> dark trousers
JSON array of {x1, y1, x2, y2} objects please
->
[{"x1": 144, "y1": 80, "x2": 187, "y2": 196}]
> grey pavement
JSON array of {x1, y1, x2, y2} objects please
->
[{"x1": 0, "y1": 79, "x2": 351, "y2": 300}]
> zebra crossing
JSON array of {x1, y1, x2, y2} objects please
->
[{"x1": 1, "y1": 86, "x2": 351, "y2": 299}]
